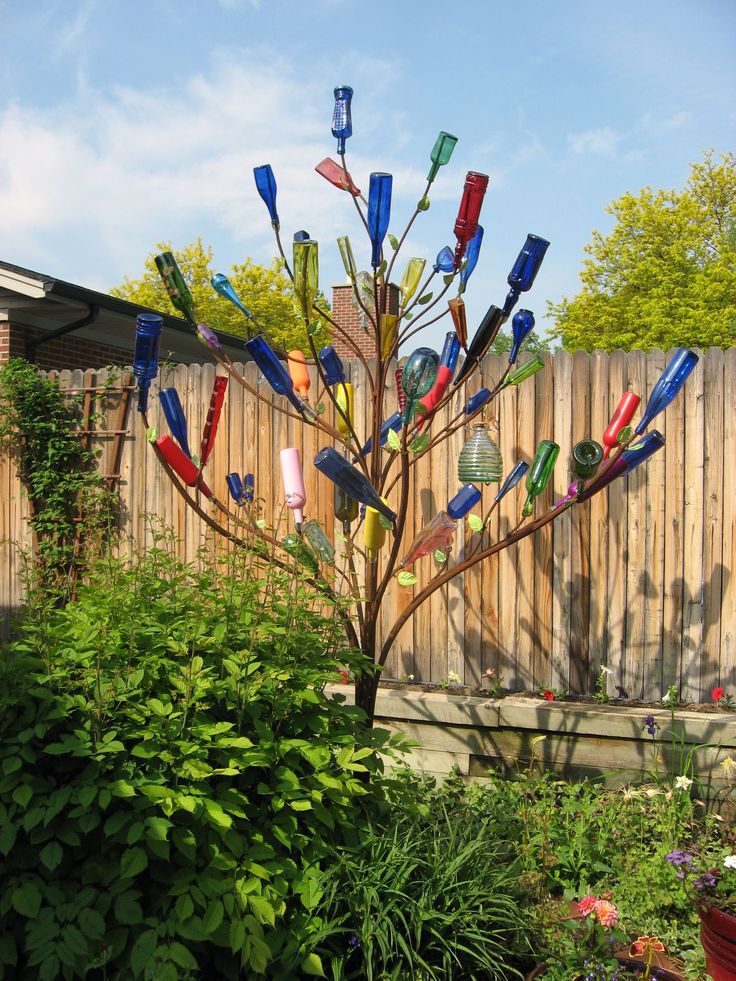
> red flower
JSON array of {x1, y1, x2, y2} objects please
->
[
  {"x1": 543, "y1": 690, "x2": 555, "y2": 701},
  {"x1": 630, "y1": 936, "x2": 665, "y2": 957},
  {"x1": 338, "y1": 670, "x2": 349, "y2": 684},
  {"x1": 712, "y1": 687, "x2": 725, "y2": 701}
]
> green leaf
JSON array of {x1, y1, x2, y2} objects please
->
[
  {"x1": 467, "y1": 513, "x2": 484, "y2": 532},
  {"x1": 409, "y1": 432, "x2": 430, "y2": 454},
  {"x1": 146, "y1": 427, "x2": 158, "y2": 443},
  {"x1": 120, "y1": 846, "x2": 148, "y2": 879},
  {"x1": 301, "y1": 952, "x2": 326, "y2": 977},
  {"x1": 12, "y1": 883, "x2": 42, "y2": 919},
  {"x1": 417, "y1": 196, "x2": 430, "y2": 212},
  {"x1": 78, "y1": 908, "x2": 105, "y2": 939},
  {"x1": 248, "y1": 894, "x2": 276, "y2": 926},
  {"x1": 307, "y1": 319, "x2": 322, "y2": 336},
  {"x1": 434, "y1": 549, "x2": 447, "y2": 563},
  {"x1": 386, "y1": 428, "x2": 401, "y2": 452},
  {"x1": 617, "y1": 425, "x2": 632, "y2": 444},
  {"x1": 443, "y1": 273, "x2": 455, "y2": 286},
  {"x1": 114, "y1": 893, "x2": 143, "y2": 925},
  {"x1": 314, "y1": 402, "x2": 325, "y2": 415},
  {"x1": 255, "y1": 518, "x2": 266, "y2": 529},
  {"x1": 12, "y1": 784, "x2": 32, "y2": 808},
  {"x1": 417, "y1": 292, "x2": 433, "y2": 305},
  {"x1": 175, "y1": 894, "x2": 194, "y2": 922},
  {"x1": 40, "y1": 841, "x2": 63, "y2": 872},
  {"x1": 0, "y1": 822, "x2": 17, "y2": 856},
  {"x1": 377, "y1": 260, "x2": 387, "y2": 279},
  {"x1": 130, "y1": 930, "x2": 157, "y2": 977},
  {"x1": 108, "y1": 779, "x2": 136, "y2": 798},
  {"x1": 388, "y1": 233, "x2": 399, "y2": 251},
  {"x1": 169, "y1": 942, "x2": 198, "y2": 970},
  {"x1": 397, "y1": 571, "x2": 417, "y2": 587},
  {"x1": 202, "y1": 898, "x2": 224, "y2": 935}
]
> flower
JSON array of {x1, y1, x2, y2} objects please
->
[
  {"x1": 484, "y1": 667, "x2": 496, "y2": 678},
  {"x1": 543, "y1": 689, "x2": 555, "y2": 701},
  {"x1": 662, "y1": 690, "x2": 672, "y2": 705},
  {"x1": 643, "y1": 713, "x2": 658, "y2": 736},
  {"x1": 578, "y1": 896, "x2": 598, "y2": 916},
  {"x1": 337, "y1": 669, "x2": 349, "y2": 684},
  {"x1": 600, "y1": 666, "x2": 614, "y2": 676},
  {"x1": 447, "y1": 670, "x2": 461, "y2": 685},
  {"x1": 594, "y1": 900, "x2": 618, "y2": 927},
  {"x1": 724, "y1": 855, "x2": 736, "y2": 870},
  {"x1": 674, "y1": 774, "x2": 693, "y2": 791},
  {"x1": 712, "y1": 686, "x2": 725, "y2": 701},
  {"x1": 630, "y1": 935, "x2": 665, "y2": 957},
  {"x1": 720, "y1": 756, "x2": 736, "y2": 777}
]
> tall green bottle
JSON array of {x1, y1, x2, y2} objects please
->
[{"x1": 522, "y1": 440, "x2": 559, "y2": 517}]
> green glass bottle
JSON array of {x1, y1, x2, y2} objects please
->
[
  {"x1": 427, "y1": 131, "x2": 458, "y2": 183},
  {"x1": 337, "y1": 236, "x2": 357, "y2": 282},
  {"x1": 302, "y1": 519, "x2": 335, "y2": 563},
  {"x1": 399, "y1": 258, "x2": 426, "y2": 306},
  {"x1": 293, "y1": 240, "x2": 319, "y2": 319},
  {"x1": 501, "y1": 353, "x2": 545, "y2": 389},
  {"x1": 155, "y1": 252, "x2": 196, "y2": 325},
  {"x1": 282, "y1": 533, "x2": 319, "y2": 573},
  {"x1": 571, "y1": 439, "x2": 604, "y2": 480},
  {"x1": 335, "y1": 486, "x2": 359, "y2": 524},
  {"x1": 522, "y1": 440, "x2": 559, "y2": 517}
]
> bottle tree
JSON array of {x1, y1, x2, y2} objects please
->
[{"x1": 132, "y1": 85, "x2": 698, "y2": 725}]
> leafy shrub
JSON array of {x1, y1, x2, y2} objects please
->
[{"x1": 0, "y1": 541, "x2": 404, "y2": 979}]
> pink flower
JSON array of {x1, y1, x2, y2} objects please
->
[
  {"x1": 712, "y1": 687, "x2": 725, "y2": 702},
  {"x1": 577, "y1": 896, "x2": 598, "y2": 916},
  {"x1": 594, "y1": 900, "x2": 618, "y2": 927}
]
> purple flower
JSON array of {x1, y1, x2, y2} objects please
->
[
  {"x1": 695, "y1": 872, "x2": 717, "y2": 890},
  {"x1": 666, "y1": 850, "x2": 694, "y2": 868},
  {"x1": 348, "y1": 934, "x2": 360, "y2": 949},
  {"x1": 644, "y1": 714, "x2": 658, "y2": 736}
]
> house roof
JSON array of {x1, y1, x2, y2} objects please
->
[{"x1": 0, "y1": 259, "x2": 246, "y2": 363}]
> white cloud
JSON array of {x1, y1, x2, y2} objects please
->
[
  {"x1": 567, "y1": 126, "x2": 621, "y2": 156},
  {"x1": 661, "y1": 110, "x2": 691, "y2": 131}
]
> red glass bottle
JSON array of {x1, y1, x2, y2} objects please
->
[{"x1": 453, "y1": 172, "x2": 489, "y2": 269}]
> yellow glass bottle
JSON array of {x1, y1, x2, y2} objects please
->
[{"x1": 335, "y1": 382, "x2": 354, "y2": 436}]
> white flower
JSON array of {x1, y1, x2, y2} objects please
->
[
  {"x1": 662, "y1": 691, "x2": 672, "y2": 705},
  {"x1": 674, "y1": 775, "x2": 693, "y2": 791},
  {"x1": 723, "y1": 855, "x2": 736, "y2": 870},
  {"x1": 720, "y1": 756, "x2": 736, "y2": 777},
  {"x1": 447, "y1": 671, "x2": 461, "y2": 686},
  {"x1": 600, "y1": 666, "x2": 614, "y2": 676}
]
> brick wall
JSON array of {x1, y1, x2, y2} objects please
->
[
  {"x1": 331, "y1": 283, "x2": 399, "y2": 360},
  {"x1": 0, "y1": 321, "x2": 133, "y2": 372}
]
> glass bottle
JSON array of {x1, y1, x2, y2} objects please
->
[
  {"x1": 522, "y1": 441, "x2": 559, "y2": 516},
  {"x1": 318, "y1": 345, "x2": 346, "y2": 385},
  {"x1": 226, "y1": 472, "x2": 244, "y2": 505},
  {"x1": 447, "y1": 484, "x2": 482, "y2": 520},
  {"x1": 253, "y1": 164, "x2": 279, "y2": 229},
  {"x1": 399, "y1": 258, "x2": 426, "y2": 306},
  {"x1": 303, "y1": 519, "x2": 335, "y2": 563},
  {"x1": 494, "y1": 461, "x2": 529, "y2": 504},
  {"x1": 335, "y1": 382, "x2": 354, "y2": 437},
  {"x1": 454, "y1": 304, "x2": 504, "y2": 385},
  {"x1": 427, "y1": 131, "x2": 458, "y2": 182},
  {"x1": 154, "y1": 253, "x2": 196, "y2": 325},
  {"x1": 602, "y1": 392, "x2": 641, "y2": 458},
  {"x1": 314, "y1": 447, "x2": 396, "y2": 522},
  {"x1": 571, "y1": 439, "x2": 604, "y2": 480},
  {"x1": 400, "y1": 511, "x2": 457, "y2": 567},
  {"x1": 245, "y1": 335, "x2": 305, "y2": 414},
  {"x1": 211, "y1": 273, "x2": 254, "y2": 323},
  {"x1": 287, "y1": 350, "x2": 311, "y2": 399},
  {"x1": 280, "y1": 447, "x2": 306, "y2": 528},
  {"x1": 459, "y1": 225, "x2": 484, "y2": 293},
  {"x1": 509, "y1": 309, "x2": 535, "y2": 365},
  {"x1": 243, "y1": 473, "x2": 255, "y2": 503},
  {"x1": 293, "y1": 239, "x2": 319, "y2": 320},
  {"x1": 502, "y1": 233, "x2": 550, "y2": 317},
  {"x1": 200, "y1": 376, "x2": 228, "y2": 467},
  {"x1": 337, "y1": 236, "x2": 357, "y2": 281},
  {"x1": 334, "y1": 486, "x2": 359, "y2": 525},
  {"x1": 501, "y1": 353, "x2": 545, "y2": 389},
  {"x1": 433, "y1": 246, "x2": 455, "y2": 274},
  {"x1": 364, "y1": 504, "x2": 387, "y2": 562},
  {"x1": 453, "y1": 172, "x2": 489, "y2": 269},
  {"x1": 634, "y1": 349, "x2": 698, "y2": 434},
  {"x1": 331, "y1": 85, "x2": 353, "y2": 154},
  {"x1": 367, "y1": 173, "x2": 393, "y2": 269},
  {"x1": 465, "y1": 388, "x2": 492, "y2": 416},
  {"x1": 401, "y1": 347, "x2": 439, "y2": 424},
  {"x1": 458, "y1": 424, "x2": 503, "y2": 484},
  {"x1": 361, "y1": 412, "x2": 403, "y2": 456},
  {"x1": 448, "y1": 296, "x2": 468, "y2": 349},
  {"x1": 283, "y1": 533, "x2": 319, "y2": 573},
  {"x1": 133, "y1": 313, "x2": 162, "y2": 413},
  {"x1": 315, "y1": 157, "x2": 359, "y2": 195}
]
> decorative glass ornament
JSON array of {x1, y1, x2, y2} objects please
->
[
  {"x1": 401, "y1": 347, "x2": 440, "y2": 424},
  {"x1": 395, "y1": 369, "x2": 407, "y2": 412},
  {"x1": 226, "y1": 472, "x2": 244, "y2": 505},
  {"x1": 253, "y1": 164, "x2": 279, "y2": 228},
  {"x1": 315, "y1": 157, "x2": 360, "y2": 195},
  {"x1": 331, "y1": 85, "x2": 353, "y2": 154},
  {"x1": 501, "y1": 353, "x2": 545, "y2": 389},
  {"x1": 335, "y1": 382, "x2": 354, "y2": 437},
  {"x1": 634, "y1": 349, "x2": 698, "y2": 434},
  {"x1": 433, "y1": 246, "x2": 455, "y2": 274},
  {"x1": 318, "y1": 345, "x2": 346, "y2": 385},
  {"x1": 155, "y1": 435, "x2": 211, "y2": 495},
  {"x1": 459, "y1": 225, "x2": 483, "y2": 293},
  {"x1": 314, "y1": 447, "x2": 396, "y2": 522},
  {"x1": 211, "y1": 273, "x2": 253, "y2": 322},
  {"x1": 361, "y1": 412, "x2": 403, "y2": 456},
  {"x1": 447, "y1": 484, "x2": 482, "y2": 519},
  {"x1": 293, "y1": 229, "x2": 310, "y2": 243},
  {"x1": 280, "y1": 447, "x2": 306, "y2": 527},
  {"x1": 133, "y1": 313, "x2": 162, "y2": 413},
  {"x1": 509, "y1": 309, "x2": 535, "y2": 364},
  {"x1": 155, "y1": 252, "x2": 196, "y2": 325},
  {"x1": 522, "y1": 440, "x2": 559, "y2": 516},
  {"x1": 282, "y1": 533, "x2": 319, "y2": 573},
  {"x1": 602, "y1": 392, "x2": 641, "y2": 458},
  {"x1": 399, "y1": 258, "x2": 426, "y2": 306},
  {"x1": 454, "y1": 304, "x2": 505, "y2": 384},
  {"x1": 200, "y1": 376, "x2": 228, "y2": 467},
  {"x1": 337, "y1": 236, "x2": 357, "y2": 281},
  {"x1": 302, "y1": 519, "x2": 335, "y2": 563},
  {"x1": 159, "y1": 388, "x2": 190, "y2": 457},
  {"x1": 502, "y1": 233, "x2": 550, "y2": 317},
  {"x1": 334, "y1": 485, "x2": 359, "y2": 524},
  {"x1": 571, "y1": 439, "x2": 603, "y2": 480},
  {"x1": 367, "y1": 173, "x2": 393, "y2": 269},
  {"x1": 287, "y1": 350, "x2": 311, "y2": 398},
  {"x1": 427, "y1": 131, "x2": 458, "y2": 182},
  {"x1": 494, "y1": 461, "x2": 529, "y2": 503},
  {"x1": 243, "y1": 473, "x2": 255, "y2": 502},
  {"x1": 448, "y1": 296, "x2": 468, "y2": 348},
  {"x1": 364, "y1": 502, "x2": 388, "y2": 561},
  {"x1": 245, "y1": 335, "x2": 305, "y2": 413},
  {"x1": 380, "y1": 314, "x2": 398, "y2": 359},
  {"x1": 453, "y1": 172, "x2": 489, "y2": 269},
  {"x1": 400, "y1": 511, "x2": 457, "y2": 567},
  {"x1": 458, "y1": 424, "x2": 503, "y2": 484},
  {"x1": 622, "y1": 430, "x2": 665, "y2": 470},
  {"x1": 465, "y1": 388, "x2": 492, "y2": 416},
  {"x1": 293, "y1": 239, "x2": 318, "y2": 319}
]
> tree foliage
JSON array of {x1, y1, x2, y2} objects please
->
[
  {"x1": 548, "y1": 151, "x2": 736, "y2": 352},
  {"x1": 111, "y1": 238, "x2": 330, "y2": 351}
]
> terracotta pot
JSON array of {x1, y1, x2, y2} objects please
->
[{"x1": 700, "y1": 905, "x2": 736, "y2": 981}]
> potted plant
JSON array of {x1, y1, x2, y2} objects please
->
[{"x1": 666, "y1": 849, "x2": 736, "y2": 980}]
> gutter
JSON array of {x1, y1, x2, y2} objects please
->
[{"x1": 26, "y1": 304, "x2": 100, "y2": 363}]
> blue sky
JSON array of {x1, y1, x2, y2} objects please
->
[{"x1": 2, "y1": 0, "x2": 735, "y2": 350}]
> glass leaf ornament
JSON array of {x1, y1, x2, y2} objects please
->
[
  {"x1": 133, "y1": 313, "x2": 163, "y2": 413},
  {"x1": 453, "y1": 171, "x2": 489, "y2": 269},
  {"x1": 293, "y1": 239, "x2": 319, "y2": 320},
  {"x1": 400, "y1": 511, "x2": 457, "y2": 567},
  {"x1": 501, "y1": 353, "x2": 545, "y2": 389},
  {"x1": 211, "y1": 273, "x2": 254, "y2": 322},
  {"x1": 314, "y1": 447, "x2": 396, "y2": 522},
  {"x1": 159, "y1": 388, "x2": 190, "y2": 457},
  {"x1": 447, "y1": 484, "x2": 482, "y2": 519},
  {"x1": 433, "y1": 246, "x2": 455, "y2": 274},
  {"x1": 448, "y1": 296, "x2": 468, "y2": 349},
  {"x1": 401, "y1": 347, "x2": 440, "y2": 424},
  {"x1": 522, "y1": 440, "x2": 560, "y2": 516},
  {"x1": 253, "y1": 164, "x2": 279, "y2": 229},
  {"x1": 196, "y1": 323, "x2": 221, "y2": 353},
  {"x1": 427, "y1": 131, "x2": 458, "y2": 183},
  {"x1": 337, "y1": 236, "x2": 357, "y2": 281},
  {"x1": 622, "y1": 430, "x2": 665, "y2": 471},
  {"x1": 571, "y1": 439, "x2": 603, "y2": 480},
  {"x1": 502, "y1": 233, "x2": 550, "y2": 317},
  {"x1": 280, "y1": 447, "x2": 307, "y2": 527},
  {"x1": 318, "y1": 345, "x2": 346, "y2": 385},
  {"x1": 494, "y1": 460, "x2": 529, "y2": 504},
  {"x1": 454, "y1": 304, "x2": 505, "y2": 385},
  {"x1": 459, "y1": 225, "x2": 484, "y2": 293},
  {"x1": 200, "y1": 376, "x2": 228, "y2": 467},
  {"x1": 303, "y1": 519, "x2": 335, "y2": 563},
  {"x1": 458, "y1": 424, "x2": 503, "y2": 484},
  {"x1": 634, "y1": 348, "x2": 698, "y2": 434},
  {"x1": 287, "y1": 350, "x2": 311, "y2": 398},
  {"x1": 367, "y1": 173, "x2": 393, "y2": 269},
  {"x1": 245, "y1": 335, "x2": 305, "y2": 413},
  {"x1": 315, "y1": 157, "x2": 360, "y2": 195},
  {"x1": 602, "y1": 392, "x2": 641, "y2": 458},
  {"x1": 399, "y1": 258, "x2": 426, "y2": 306},
  {"x1": 154, "y1": 252, "x2": 196, "y2": 325},
  {"x1": 331, "y1": 85, "x2": 353, "y2": 154},
  {"x1": 509, "y1": 309, "x2": 535, "y2": 365}
]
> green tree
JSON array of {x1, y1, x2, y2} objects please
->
[
  {"x1": 548, "y1": 151, "x2": 736, "y2": 351},
  {"x1": 488, "y1": 329, "x2": 555, "y2": 358},
  {"x1": 111, "y1": 238, "x2": 330, "y2": 351}
]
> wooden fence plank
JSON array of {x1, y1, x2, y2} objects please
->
[
  {"x1": 701, "y1": 347, "x2": 724, "y2": 697},
  {"x1": 606, "y1": 351, "x2": 627, "y2": 690},
  {"x1": 533, "y1": 351, "x2": 555, "y2": 689},
  {"x1": 569, "y1": 350, "x2": 591, "y2": 693},
  {"x1": 681, "y1": 349, "x2": 705, "y2": 702},
  {"x1": 623, "y1": 350, "x2": 647, "y2": 698},
  {"x1": 587, "y1": 351, "x2": 610, "y2": 690},
  {"x1": 643, "y1": 350, "x2": 667, "y2": 699},
  {"x1": 551, "y1": 350, "x2": 572, "y2": 692},
  {"x1": 721, "y1": 349, "x2": 736, "y2": 690}
]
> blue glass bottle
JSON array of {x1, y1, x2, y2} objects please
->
[
  {"x1": 133, "y1": 313, "x2": 162, "y2": 413},
  {"x1": 464, "y1": 388, "x2": 492, "y2": 416},
  {"x1": 459, "y1": 225, "x2": 484, "y2": 293},
  {"x1": 211, "y1": 273, "x2": 254, "y2": 322},
  {"x1": 634, "y1": 349, "x2": 698, "y2": 434},
  {"x1": 159, "y1": 387, "x2": 191, "y2": 457},
  {"x1": 318, "y1": 345, "x2": 346, "y2": 386},
  {"x1": 447, "y1": 484, "x2": 482, "y2": 520},
  {"x1": 502, "y1": 234, "x2": 550, "y2": 317},
  {"x1": 331, "y1": 85, "x2": 353, "y2": 154},
  {"x1": 314, "y1": 447, "x2": 396, "y2": 522},
  {"x1": 361, "y1": 412, "x2": 403, "y2": 456},
  {"x1": 226, "y1": 472, "x2": 244, "y2": 505},
  {"x1": 433, "y1": 246, "x2": 455, "y2": 274},
  {"x1": 494, "y1": 461, "x2": 529, "y2": 503},
  {"x1": 253, "y1": 164, "x2": 279, "y2": 229},
  {"x1": 367, "y1": 173, "x2": 393, "y2": 269},
  {"x1": 440, "y1": 332, "x2": 461, "y2": 373},
  {"x1": 243, "y1": 473, "x2": 255, "y2": 502},
  {"x1": 293, "y1": 229, "x2": 310, "y2": 242},
  {"x1": 509, "y1": 309, "x2": 535, "y2": 365},
  {"x1": 622, "y1": 430, "x2": 665, "y2": 470},
  {"x1": 245, "y1": 334, "x2": 304, "y2": 413}
]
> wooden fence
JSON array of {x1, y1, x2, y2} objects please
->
[{"x1": 1, "y1": 348, "x2": 734, "y2": 703}]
